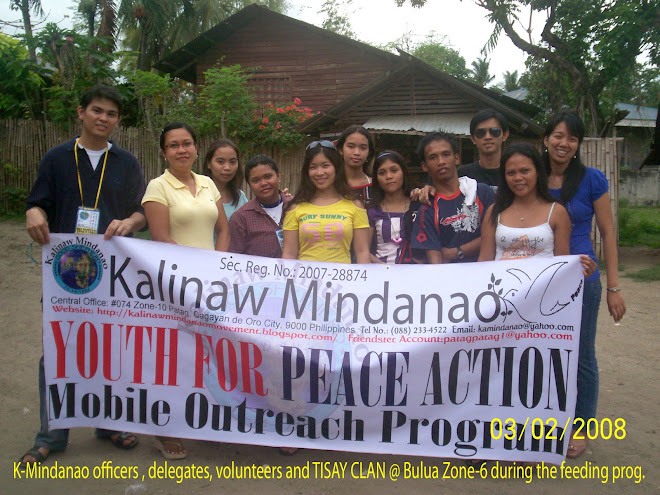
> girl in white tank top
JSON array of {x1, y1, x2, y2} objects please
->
[{"x1": 478, "y1": 143, "x2": 572, "y2": 262}]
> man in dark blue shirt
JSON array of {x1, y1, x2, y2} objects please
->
[
  {"x1": 412, "y1": 132, "x2": 494, "y2": 263},
  {"x1": 21, "y1": 85, "x2": 146, "y2": 468}
]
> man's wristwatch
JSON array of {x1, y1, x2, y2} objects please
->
[{"x1": 456, "y1": 245, "x2": 465, "y2": 261}]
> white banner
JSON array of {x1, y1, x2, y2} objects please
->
[{"x1": 42, "y1": 234, "x2": 583, "y2": 463}]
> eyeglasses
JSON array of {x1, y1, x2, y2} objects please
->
[
  {"x1": 165, "y1": 141, "x2": 196, "y2": 151},
  {"x1": 473, "y1": 127, "x2": 503, "y2": 139},
  {"x1": 306, "y1": 140, "x2": 336, "y2": 150}
]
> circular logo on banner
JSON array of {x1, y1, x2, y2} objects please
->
[{"x1": 53, "y1": 245, "x2": 103, "y2": 294}]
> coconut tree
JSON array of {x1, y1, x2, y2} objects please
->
[
  {"x1": 470, "y1": 56, "x2": 495, "y2": 87},
  {"x1": 119, "y1": 0, "x2": 237, "y2": 71},
  {"x1": 503, "y1": 70, "x2": 521, "y2": 91},
  {"x1": 76, "y1": 0, "x2": 117, "y2": 54},
  {"x1": 9, "y1": 0, "x2": 43, "y2": 60}
]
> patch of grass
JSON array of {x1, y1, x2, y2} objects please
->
[
  {"x1": 0, "y1": 214, "x2": 24, "y2": 221},
  {"x1": 626, "y1": 263, "x2": 660, "y2": 282},
  {"x1": 618, "y1": 204, "x2": 660, "y2": 248},
  {"x1": 597, "y1": 260, "x2": 625, "y2": 272}
]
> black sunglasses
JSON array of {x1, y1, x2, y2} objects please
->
[
  {"x1": 306, "y1": 140, "x2": 336, "y2": 150},
  {"x1": 473, "y1": 127, "x2": 503, "y2": 139}
]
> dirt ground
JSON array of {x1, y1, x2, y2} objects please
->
[{"x1": 1, "y1": 219, "x2": 659, "y2": 495}]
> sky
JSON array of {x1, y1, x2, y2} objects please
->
[{"x1": 0, "y1": 0, "x2": 538, "y2": 86}]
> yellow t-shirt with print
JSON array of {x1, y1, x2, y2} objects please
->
[
  {"x1": 142, "y1": 169, "x2": 221, "y2": 250},
  {"x1": 282, "y1": 198, "x2": 369, "y2": 263}
]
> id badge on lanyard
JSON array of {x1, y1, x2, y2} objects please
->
[
  {"x1": 76, "y1": 206, "x2": 101, "y2": 234},
  {"x1": 74, "y1": 138, "x2": 108, "y2": 235}
]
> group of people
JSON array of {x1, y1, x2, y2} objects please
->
[{"x1": 20, "y1": 85, "x2": 625, "y2": 466}]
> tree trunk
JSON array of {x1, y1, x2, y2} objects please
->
[
  {"x1": 19, "y1": 0, "x2": 36, "y2": 61},
  {"x1": 138, "y1": 25, "x2": 149, "y2": 71}
]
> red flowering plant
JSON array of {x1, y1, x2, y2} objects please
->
[{"x1": 246, "y1": 98, "x2": 316, "y2": 150}]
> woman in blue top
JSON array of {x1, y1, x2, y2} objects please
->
[{"x1": 544, "y1": 110, "x2": 626, "y2": 458}]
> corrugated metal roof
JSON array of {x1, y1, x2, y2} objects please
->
[
  {"x1": 362, "y1": 114, "x2": 474, "y2": 135},
  {"x1": 503, "y1": 88, "x2": 529, "y2": 101},
  {"x1": 615, "y1": 119, "x2": 656, "y2": 128},
  {"x1": 615, "y1": 103, "x2": 658, "y2": 128}
]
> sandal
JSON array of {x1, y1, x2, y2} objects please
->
[
  {"x1": 567, "y1": 430, "x2": 588, "y2": 458},
  {"x1": 155, "y1": 436, "x2": 187, "y2": 460},
  {"x1": 19, "y1": 447, "x2": 49, "y2": 469},
  {"x1": 100, "y1": 431, "x2": 139, "y2": 450}
]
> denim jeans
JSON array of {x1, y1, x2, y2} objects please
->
[
  {"x1": 34, "y1": 355, "x2": 119, "y2": 451},
  {"x1": 575, "y1": 278, "x2": 602, "y2": 427}
]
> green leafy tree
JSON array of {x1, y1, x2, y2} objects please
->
[
  {"x1": 124, "y1": 70, "x2": 174, "y2": 134},
  {"x1": 394, "y1": 0, "x2": 660, "y2": 135},
  {"x1": 518, "y1": 57, "x2": 572, "y2": 122},
  {"x1": 609, "y1": 65, "x2": 660, "y2": 109},
  {"x1": 33, "y1": 23, "x2": 119, "y2": 122},
  {"x1": 320, "y1": 0, "x2": 355, "y2": 38},
  {"x1": 3, "y1": 0, "x2": 291, "y2": 121},
  {"x1": 196, "y1": 64, "x2": 311, "y2": 152},
  {"x1": 0, "y1": 33, "x2": 44, "y2": 119},
  {"x1": 520, "y1": 59, "x2": 659, "y2": 126},
  {"x1": 470, "y1": 56, "x2": 494, "y2": 87},
  {"x1": 412, "y1": 33, "x2": 470, "y2": 78},
  {"x1": 197, "y1": 64, "x2": 256, "y2": 139},
  {"x1": 382, "y1": 32, "x2": 470, "y2": 79}
]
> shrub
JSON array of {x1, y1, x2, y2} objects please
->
[{"x1": 2, "y1": 186, "x2": 28, "y2": 215}]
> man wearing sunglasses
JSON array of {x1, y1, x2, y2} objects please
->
[{"x1": 458, "y1": 109, "x2": 510, "y2": 190}]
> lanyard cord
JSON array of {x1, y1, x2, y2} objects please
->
[{"x1": 74, "y1": 138, "x2": 109, "y2": 209}]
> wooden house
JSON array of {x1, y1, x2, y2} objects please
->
[
  {"x1": 155, "y1": 4, "x2": 404, "y2": 111},
  {"x1": 299, "y1": 53, "x2": 542, "y2": 169},
  {"x1": 155, "y1": 3, "x2": 542, "y2": 185}
]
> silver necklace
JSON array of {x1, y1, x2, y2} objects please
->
[{"x1": 515, "y1": 199, "x2": 539, "y2": 222}]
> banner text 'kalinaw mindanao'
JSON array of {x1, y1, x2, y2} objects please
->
[{"x1": 42, "y1": 234, "x2": 583, "y2": 463}]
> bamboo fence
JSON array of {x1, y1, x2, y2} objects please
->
[
  {"x1": 0, "y1": 120, "x2": 619, "y2": 259},
  {"x1": 582, "y1": 137, "x2": 623, "y2": 260},
  {"x1": 0, "y1": 120, "x2": 305, "y2": 212}
]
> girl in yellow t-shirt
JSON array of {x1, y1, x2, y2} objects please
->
[{"x1": 282, "y1": 141, "x2": 370, "y2": 264}]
